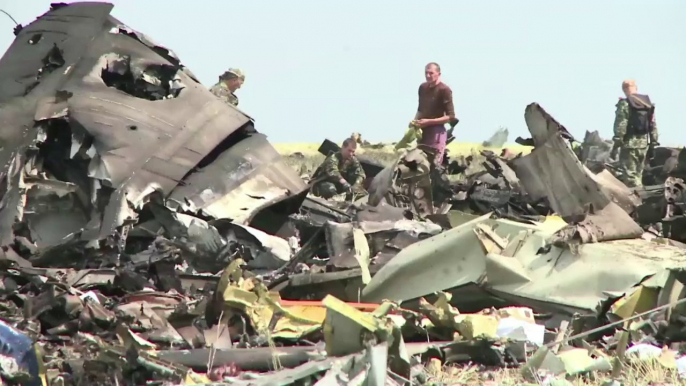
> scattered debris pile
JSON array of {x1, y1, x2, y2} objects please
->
[{"x1": 0, "y1": 3, "x2": 686, "y2": 386}]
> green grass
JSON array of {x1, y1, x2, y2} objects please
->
[
  {"x1": 425, "y1": 359, "x2": 682, "y2": 385},
  {"x1": 275, "y1": 142, "x2": 533, "y2": 178}
]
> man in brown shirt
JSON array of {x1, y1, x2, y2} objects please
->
[{"x1": 412, "y1": 62, "x2": 458, "y2": 167}]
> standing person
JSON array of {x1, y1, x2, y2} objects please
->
[
  {"x1": 312, "y1": 138, "x2": 366, "y2": 199},
  {"x1": 610, "y1": 79, "x2": 659, "y2": 187},
  {"x1": 412, "y1": 62, "x2": 458, "y2": 167},
  {"x1": 210, "y1": 68, "x2": 245, "y2": 107}
]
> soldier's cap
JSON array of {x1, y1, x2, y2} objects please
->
[{"x1": 220, "y1": 68, "x2": 245, "y2": 81}]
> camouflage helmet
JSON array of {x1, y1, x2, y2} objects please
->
[{"x1": 220, "y1": 68, "x2": 245, "y2": 81}]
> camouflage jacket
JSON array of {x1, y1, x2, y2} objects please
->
[
  {"x1": 315, "y1": 152, "x2": 366, "y2": 186},
  {"x1": 613, "y1": 98, "x2": 658, "y2": 148},
  {"x1": 210, "y1": 82, "x2": 238, "y2": 107}
]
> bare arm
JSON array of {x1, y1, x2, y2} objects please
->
[
  {"x1": 443, "y1": 87, "x2": 457, "y2": 125},
  {"x1": 422, "y1": 115, "x2": 451, "y2": 125},
  {"x1": 413, "y1": 84, "x2": 422, "y2": 121}
]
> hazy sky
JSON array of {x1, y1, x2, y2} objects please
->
[{"x1": 0, "y1": 1, "x2": 684, "y2": 145}]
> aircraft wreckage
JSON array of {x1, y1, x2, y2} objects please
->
[
  {"x1": 1, "y1": 2, "x2": 686, "y2": 385},
  {"x1": 0, "y1": 2, "x2": 307, "y2": 253}
]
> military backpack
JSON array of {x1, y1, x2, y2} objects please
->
[{"x1": 626, "y1": 93, "x2": 655, "y2": 135}]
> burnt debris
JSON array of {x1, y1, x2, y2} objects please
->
[
  {"x1": 0, "y1": 2, "x2": 685, "y2": 386},
  {"x1": 100, "y1": 54, "x2": 185, "y2": 101}
]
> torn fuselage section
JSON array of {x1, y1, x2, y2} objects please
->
[
  {"x1": 22, "y1": 118, "x2": 114, "y2": 248},
  {"x1": 24, "y1": 44, "x2": 66, "y2": 96},
  {"x1": 0, "y1": 3, "x2": 307, "y2": 261},
  {"x1": 509, "y1": 103, "x2": 644, "y2": 243},
  {"x1": 100, "y1": 53, "x2": 185, "y2": 101}
]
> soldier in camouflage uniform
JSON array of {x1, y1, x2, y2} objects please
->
[
  {"x1": 210, "y1": 68, "x2": 245, "y2": 107},
  {"x1": 312, "y1": 138, "x2": 367, "y2": 199},
  {"x1": 611, "y1": 79, "x2": 659, "y2": 187}
]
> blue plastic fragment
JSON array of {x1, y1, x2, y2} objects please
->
[{"x1": 0, "y1": 319, "x2": 42, "y2": 386}]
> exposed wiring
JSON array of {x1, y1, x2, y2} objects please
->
[
  {"x1": 544, "y1": 295, "x2": 686, "y2": 349},
  {"x1": 0, "y1": 10, "x2": 18, "y2": 26}
]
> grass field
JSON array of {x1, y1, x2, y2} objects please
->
[
  {"x1": 274, "y1": 141, "x2": 533, "y2": 177},
  {"x1": 273, "y1": 141, "x2": 533, "y2": 157}
]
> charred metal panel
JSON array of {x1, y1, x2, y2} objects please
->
[
  {"x1": 509, "y1": 104, "x2": 643, "y2": 242},
  {"x1": 0, "y1": 2, "x2": 306, "y2": 248},
  {"x1": 168, "y1": 133, "x2": 307, "y2": 224}
]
